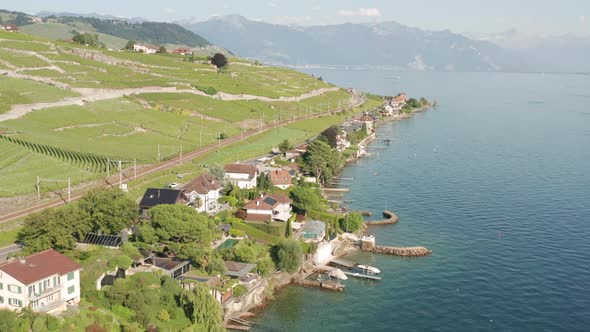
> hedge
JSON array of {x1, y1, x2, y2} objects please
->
[{"x1": 248, "y1": 222, "x2": 286, "y2": 238}]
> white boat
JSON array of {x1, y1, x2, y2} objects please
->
[{"x1": 357, "y1": 265, "x2": 381, "y2": 274}]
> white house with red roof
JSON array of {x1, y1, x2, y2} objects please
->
[
  {"x1": 182, "y1": 173, "x2": 222, "y2": 212},
  {"x1": 224, "y1": 163, "x2": 258, "y2": 189},
  {"x1": 243, "y1": 193, "x2": 292, "y2": 222},
  {"x1": 0, "y1": 249, "x2": 81, "y2": 313}
]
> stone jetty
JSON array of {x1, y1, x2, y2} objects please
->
[
  {"x1": 291, "y1": 278, "x2": 344, "y2": 291},
  {"x1": 370, "y1": 245, "x2": 432, "y2": 257},
  {"x1": 364, "y1": 210, "x2": 400, "y2": 225}
]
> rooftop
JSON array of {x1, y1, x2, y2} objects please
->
[
  {"x1": 224, "y1": 163, "x2": 257, "y2": 178},
  {"x1": 182, "y1": 173, "x2": 221, "y2": 195},
  {"x1": 269, "y1": 170, "x2": 292, "y2": 186},
  {"x1": 139, "y1": 188, "x2": 183, "y2": 208},
  {"x1": 0, "y1": 249, "x2": 81, "y2": 285},
  {"x1": 224, "y1": 261, "x2": 256, "y2": 278}
]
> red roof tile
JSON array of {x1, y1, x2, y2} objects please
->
[
  {"x1": 0, "y1": 249, "x2": 81, "y2": 285},
  {"x1": 269, "y1": 170, "x2": 292, "y2": 186}
]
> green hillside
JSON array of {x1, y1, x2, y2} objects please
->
[
  {"x1": 0, "y1": 29, "x2": 372, "y2": 197},
  {"x1": 19, "y1": 22, "x2": 128, "y2": 49}
]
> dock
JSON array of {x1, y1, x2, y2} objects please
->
[
  {"x1": 330, "y1": 258, "x2": 357, "y2": 269},
  {"x1": 343, "y1": 271, "x2": 381, "y2": 280}
]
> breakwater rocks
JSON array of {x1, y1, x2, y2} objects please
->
[
  {"x1": 364, "y1": 210, "x2": 400, "y2": 225},
  {"x1": 371, "y1": 245, "x2": 432, "y2": 257}
]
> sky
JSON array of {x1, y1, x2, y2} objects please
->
[{"x1": 5, "y1": 0, "x2": 590, "y2": 36}]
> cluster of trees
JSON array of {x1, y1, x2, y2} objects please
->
[
  {"x1": 18, "y1": 188, "x2": 137, "y2": 255},
  {"x1": 217, "y1": 239, "x2": 275, "y2": 276},
  {"x1": 102, "y1": 272, "x2": 222, "y2": 330},
  {"x1": 403, "y1": 97, "x2": 430, "y2": 112},
  {"x1": 278, "y1": 139, "x2": 294, "y2": 153},
  {"x1": 339, "y1": 212, "x2": 363, "y2": 233},
  {"x1": 72, "y1": 32, "x2": 104, "y2": 48},
  {"x1": 301, "y1": 139, "x2": 343, "y2": 185}
]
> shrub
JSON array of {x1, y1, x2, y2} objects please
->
[
  {"x1": 229, "y1": 229, "x2": 244, "y2": 237},
  {"x1": 232, "y1": 285, "x2": 248, "y2": 297}
]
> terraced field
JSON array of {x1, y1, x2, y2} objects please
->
[{"x1": 0, "y1": 30, "x2": 368, "y2": 198}]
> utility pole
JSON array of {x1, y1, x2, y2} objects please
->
[
  {"x1": 67, "y1": 177, "x2": 71, "y2": 203},
  {"x1": 37, "y1": 176, "x2": 40, "y2": 200},
  {"x1": 107, "y1": 157, "x2": 110, "y2": 177},
  {"x1": 118, "y1": 160, "x2": 122, "y2": 187},
  {"x1": 180, "y1": 145, "x2": 183, "y2": 165},
  {"x1": 157, "y1": 144, "x2": 161, "y2": 162}
]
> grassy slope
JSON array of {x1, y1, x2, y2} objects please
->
[
  {"x1": 0, "y1": 30, "x2": 378, "y2": 198},
  {"x1": 20, "y1": 22, "x2": 128, "y2": 49},
  {"x1": 0, "y1": 76, "x2": 80, "y2": 113}
]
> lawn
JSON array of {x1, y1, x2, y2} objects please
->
[{"x1": 0, "y1": 228, "x2": 19, "y2": 247}]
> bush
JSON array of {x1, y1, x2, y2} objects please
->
[
  {"x1": 232, "y1": 285, "x2": 248, "y2": 297},
  {"x1": 193, "y1": 85, "x2": 218, "y2": 95},
  {"x1": 220, "y1": 196, "x2": 238, "y2": 207}
]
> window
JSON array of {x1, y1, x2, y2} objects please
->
[
  {"x1": 7, "y1": 284, "x2": 22, "y2": 294},
  {"x1": 28, "y1": 285, "x2": 35, "y2": 296},
  {"x1": 0, "y1": 296, "x2": 3, "y2": 304},
  {"x1": 0, "y1": 282, "x2": 3, "y2": 290},
  {"x1": 43, "y1": 279, "x2": 50, "y2": 289},
  {"x1": 68, "y1": 285, "x2": 75, "y2": 295},
  {"x1": 8, "y1": 298, "x2": 22, "y2": 307},
  {"x1": 67, "y1": 272, "x2": 74, "y2": 281}
]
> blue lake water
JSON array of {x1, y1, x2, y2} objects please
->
[{"x1": 253, "y1": 70, "x2": 590, "y2": 331}]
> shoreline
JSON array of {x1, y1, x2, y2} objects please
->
[{"x1": 226, "y1": 101, "x2": 435, "y2": 328}]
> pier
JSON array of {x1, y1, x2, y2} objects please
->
[
  {"x1": 330, "y1": 258, "x2": 356, "y2": 269},
  {"x1": 292, "y1": 277, "x2": 345, "y2": 291},
  {"x1": 370, "y1": 245, "x2": 432, "y2": 257}
]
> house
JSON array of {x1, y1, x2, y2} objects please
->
[
  {"x1": 335, "y1": 134, "x2": 351, "y2": 152},
  {"x1": 268, "y1": 170, "x2": 292, "y2": 189},
  {"x1": 181, "y1": 173, "x2": 222, "y2": 213},
  {"x1": 224, "y1": 163, "x2": 258, "y2": 189},
  {"x1": 284, "y1": 150, "x2": 301, "y2": 162},
  {"x1": 298, "y1": 221, "x2": 326, "y2": 243},
  {"x1": 133, "y1": 43, "x2": 159, "y2": 54},
  {"x1": 341, "y1": 121, "x2": 363, "y2": 135},
  {"x1": 0, "y1": 249, "x2": 81, "y2": 313},
  {"x1": 171, "y1": 47, "x2": 192, "y2": 55},
  {"x1": 243, "y1": 193, "x2": 292, "y2": 222},
  {"x1": 393, "y1": 93, "x2": 408, "y2": 105},
  {"x1": 224, "y1": 261, "x2": 257, "y2": 281},
  {"x1": 179, "y1": 275, "x2": 233, "y2": 304},
  {"x1": 0, "y1": 24, "x2": 18, "y2": 32},
  {"x1": 139, "y1": 188, "x2": 184, "y2": 218}
]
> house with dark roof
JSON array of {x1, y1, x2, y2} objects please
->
[
  {"x1": 224, "y1": 163, "x2": 258, "y2": 189},
  {"x1": 269, "y1": 170, "x2": 292, "y2": 190},
  {"x1": 139, "y1": 188, "x2": 184, "y2": 218},
  {"x1": 224, "y1": 261, "x2": 257, "y2": 280},
  {"x1": 0, "y1": 249, "x2": 81, "y2": 313},
  {"x1": 182, "y1": 173, "x2": 222, "y2": 213},
  {"x1": 243, "y1": 193, "x2": 292, "y2": 222}
]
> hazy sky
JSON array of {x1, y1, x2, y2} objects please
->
[{"x1": 6, "y1": 0, "x2": 590, "y2": 36}]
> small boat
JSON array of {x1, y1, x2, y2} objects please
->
[
  {"x1": 383, "y1": 138, "x2": 392, "y2": 143},
  {"x1": 357, "y1": 265, "x2": 381, "y2": 274}
]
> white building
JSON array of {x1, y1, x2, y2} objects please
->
[
  {"x1": 243, "y1": 193, "x2": 292, "y2": 222},
  {"x1": 0, "y1": 249, "x2": 81, "y2": 313},
  {"x1": 133, "y1": 43, "x2": 159, "y2": 54},
  {"x1": 224, "y1": 163, "x2": 258, "y2": 189},
  {"x1": 182, "y1": 173, "x2": 222, "y2": 213}
]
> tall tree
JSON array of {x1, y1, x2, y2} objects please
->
[
  {"x1": 180, "y1": 283, "x2": 223, "y2": 330},
  {"x1": 273, "y1": 239, "x2": 303, "y2": 273},
  {"x1": 148, "y1": 204, "x2": 216, "y2": 245},
  {"x1": 18, "y1": 205, "x2": 89, "y2": 254},
  {"x1": 289, "y1": 186, "x2": 321, "y2": 214},
  {"x1": 278, "y1": 139, "x2": 293, "y2": 153},
  {"x1": 210, "y1": 53, "x2": 228, "y2": 68},
  {"x1": 77, "y1": 188, "x2": 137, "y2": 235},
  {"x1": 208, "y1": 165, "x2": 225, "y2": 181}
]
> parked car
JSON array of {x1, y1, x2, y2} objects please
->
[{"x1": 168, "y1": 182, "x2": 179, "y2": 189}]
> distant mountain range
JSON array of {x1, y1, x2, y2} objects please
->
[
  {"x1": 182, "y1": 15, "x2": 590, "y2": 73},
  {"x1": 181, "y1": 15, "x2": 524, "y2": 72}
]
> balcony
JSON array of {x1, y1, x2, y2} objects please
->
[
  {"x1": 29, "y1": 284, "x2": 63, "y2": 301},
  {"x1": 34, "y1": 299, "x2": 64, "y2": 313}
]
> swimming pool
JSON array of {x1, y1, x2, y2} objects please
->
[{"x1": 217, "y1": 239, "x2": 239, "y2": 249}]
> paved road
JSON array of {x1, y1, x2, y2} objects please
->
[
  {"x1": 0, "y1": 244, "x2": 22, "y2": 263},
  {"x1": 0, "y1": 91, "x2": 366, "y2": 224}
]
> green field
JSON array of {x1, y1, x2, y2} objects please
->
[
  {"x1": 0, "y1": 76, "x2": 80, "y2": 114},
  {"x1": 20, "y1": 22, "x2": 128, "y2": 49},
  {"x1": 0, "y1": 30, "x2": 379, "y2": 198}
]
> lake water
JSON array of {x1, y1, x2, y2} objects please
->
[{"x1": 253, "y1": 70, "x2": 590, "y2": 331}]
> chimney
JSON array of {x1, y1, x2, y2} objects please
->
[
  {"x1": 157, "y1": 189, "x2": 160, "y2": 198},
  {"x1": 256, "y1": 201, "x2": 260, "y2": 206},
  {"x1": 19, "y1": 258, "x2": 26, "y2": 264}
]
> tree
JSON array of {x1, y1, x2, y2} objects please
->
[
  {"x1": 208, "y1": 165, "x2": 225, "y2": 181},
  {"x1": 180, "y1": 283, "x2": 223, "y2": 330},
  {"x1": 78, "y1": 188, "x2": 137, "y2": 235},
  {"x1": 157, "y1": 45, "x2": 167, "y2": 54},
  {"x1": 419, "y1": 97, "x2": 429, "y2": 106},
  {"x1": 339, "y1": 212, "x2": 363, "y2": 233},
  {"x1": 18, "y1": 205, "x2": 88, "y2": 254},
  {"x1": 302, "y1": 139, "x2": 340, "y2": 184},
  {"x1": 273, "y1": 239, "x2": 302, "y2": 273},
  {"x1": 289, "y1": 186, "x2": 321, "y2": 214},
  {"x1": 148, "y1": 204, "x2": 216, "y2": 245},
  {"x1": 210, "y1": 53, "x2": 228, "y2": 68},
  {"x1": 72, "y1": 33, "x2": 101, "y2": 47},
  {"x1": 320, "y1": 126, "x2": 341, "y2": 149},
  {"x1": 257, "y1": 173, "x2": 271, "y2": 192},
  {"x1": 0, "y1": 310, "x2": 18, "y2": 332},
  {"x1": 124, "y1": 40, "x2": 136, "y2": 50},
  {"x1": 278, "y1": 139, "x2": 293, "y2": 153}
]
